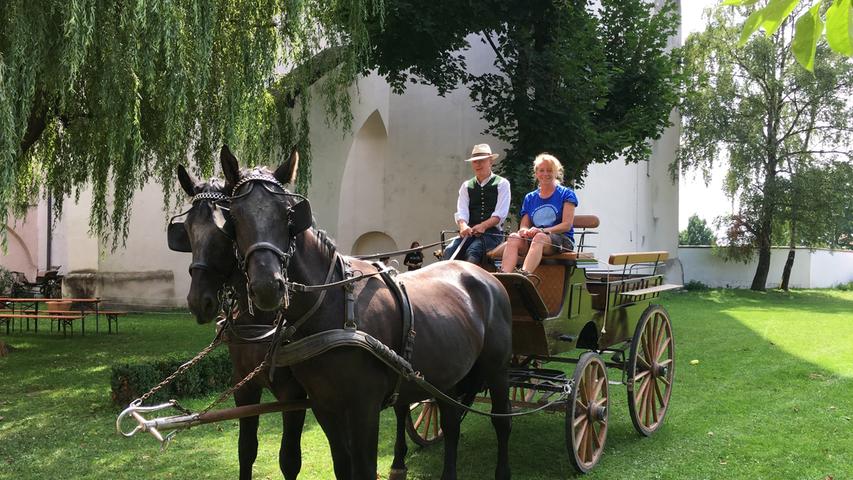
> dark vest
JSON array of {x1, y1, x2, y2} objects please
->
[{"x1": 467, "y1": 175, "x2": 503, "y2": 226}]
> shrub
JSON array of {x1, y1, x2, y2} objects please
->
[
  {"x1": 683, "y1": 280, "x2": 710, "y2": 291},
  {"x1": 110, "y1": 350, "x2": 233, "y2": 406},
  {"x1": 835, "y1": 281, "x2": 853, "y2": 291}
]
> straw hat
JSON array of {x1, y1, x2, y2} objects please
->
[{"x1": 466, "y1": 143, "x2": 500, "y2": 162}]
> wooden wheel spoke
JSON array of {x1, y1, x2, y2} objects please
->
[
  {"x1": 575, "y1": 420, "x2": 588, "y2": 456},
  {"x1": 591, "y1": 375, "x2": 605, "y2": 401},
  {"x1": 422, "y1": 405, "x2": 433, "y2": 436},
  {"x1": 413, "y1": 406, "x2": 427, "y2": 430},
  {"x1": 654, "y1": 378, "x2": 665, "y2": 413},
  {"x1": 633, "y1": 369, "x2": 651, "y2": 382},
  {"x1": 573, "y1": 412, "x2": 588, "y2": 429}
]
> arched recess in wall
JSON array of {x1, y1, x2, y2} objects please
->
[
  {"x1": 351, "y1": 231, "x2": 397, "y2": 257},
  {"x1": 338, "y1": 110, "x2": 391, "y2": 253},
  {"x1": 1, "y1": 224, "x2": 37, "y2": 277}
]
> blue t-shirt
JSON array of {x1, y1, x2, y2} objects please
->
[{"x1": 520, "y1": 184, "x2": 579, "y2": 241}]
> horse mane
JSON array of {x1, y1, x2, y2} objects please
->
[
  {"x1": 197, "y1": 177, "x2": 226, "y2": 194},
  {"x1": 314, "y1": 228, "x2": 337, "y2": 259}
]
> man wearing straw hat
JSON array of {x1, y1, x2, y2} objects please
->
[{"x1": 442, "y1": 143, "x2": 511, "y2": 264}]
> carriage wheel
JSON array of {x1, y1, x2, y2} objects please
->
[
  {"x1": 627, "y1": 304, "x2": 675, "y2": 436},
  {"x1": 566, "y1": 352, "x2": 609, "y2": 473},
  {"x1": 405, "y1": 399, "x2": 443, "y2": 447}
]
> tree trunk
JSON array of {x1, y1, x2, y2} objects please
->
[
  {"x1": 751, "y1": 241, "x2": 772, "y2": 291},
  {"x1": 0, "y1": 341, "x2": 9, "y2": 357},
  {"x1": 780, "y1": 249, "x2": 795, "y2": 291}
]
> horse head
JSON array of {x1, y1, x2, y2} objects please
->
[
  {"x1": 171, "y1": 165, "x2": 236, "y2": 323},
  {"x1": 221, "y1": 145, "x2": 305, "y2": 312}
]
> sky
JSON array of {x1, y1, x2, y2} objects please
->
[{"x1": 678, "y1": 0, "x2": 732, "y2": 234}]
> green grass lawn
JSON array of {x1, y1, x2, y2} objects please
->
[{"x1": 1, "y1": 290, "x2": 851, "y2": 479}]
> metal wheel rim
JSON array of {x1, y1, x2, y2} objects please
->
[
  {"x1": 567, "y1": 353, "x2": 608, "y2": 473},
  {"x1": 628, "y1": 306, "x2": 674, "y2": 436}
]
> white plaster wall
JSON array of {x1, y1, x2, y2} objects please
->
[
  {"x1": 679, "y1": 246, "x2": 816, "y2": 288},
  {"x1": 809, "y1": 249, "x2": 853, "y2": 288},
  {"x1": 60, "y1": 189, "x2": 100, "y2": 273},
  {"x1": 97, "y1": 181, "x2": 190, "y2": 307}
]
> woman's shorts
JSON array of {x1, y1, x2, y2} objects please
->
[{"x1": 548, "y1": 233, "x2": 575, "y2": 252}]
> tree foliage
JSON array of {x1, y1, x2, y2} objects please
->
[
  {"x1": 0, "y1": 0, "x2": 379, "y2": 247},
  {"x1": 352, "y1": 0, "x2": 683, "y2": 206},
  {"x1": 1, "y1": 0, "x2": 682, "y2": 245},
  {"x1": 680, "y1": 214, "x2": 717, "y2": 245},
  {"x1": 722, "y1": 0, "x2": 853, "y2": 71},
  {"x1": 679, "y1": 4, "x2": 853, "y2": 289}
]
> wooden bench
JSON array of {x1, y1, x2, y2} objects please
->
[
  {"x1": 0, "y1": 313, "x2": 85, "y2": 336},
  {"x1": 99, "y1": 311, "x2": 127, "y2": 333}
]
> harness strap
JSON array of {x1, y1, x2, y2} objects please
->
[{"x1": 370, "y1": 262, "x2": 416, "y2": 407}]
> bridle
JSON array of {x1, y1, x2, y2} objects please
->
[{"x1": 228, "y1": 173, "x2": 313, "y2": 312}]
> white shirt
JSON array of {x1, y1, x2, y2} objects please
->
[{"x1": 453, "y1": 173, "x2": 511, "y2": 228}]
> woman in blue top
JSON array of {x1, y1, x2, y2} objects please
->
[{"x1": 500, "y1": 153, "x2": 578, "y2": 274}]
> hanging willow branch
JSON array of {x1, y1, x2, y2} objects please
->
[{"x1": 0, "y1": 0, "x2": 382, "y2": 249}]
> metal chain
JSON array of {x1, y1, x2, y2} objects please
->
[
  {"x1": 132, "y1": 332, "x2": 224, "y2": 406},
  {"x1": 197, "y1": 310, "x2": 285, "y2": 415}
]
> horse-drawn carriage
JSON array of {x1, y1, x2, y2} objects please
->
[
  {"x1": 406, "y1": 215, "x2": 679, "y2": 472},
  {"x1": 118, "y1": 151, "x2": 680, "y2": 477}
]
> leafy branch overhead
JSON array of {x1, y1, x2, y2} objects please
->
[
  {"x1": 1, "y1": 0, "x2": 682, "y2": 246},
  {"x1": 723, "y1": 0, "x2": 853, "y2": 71}
]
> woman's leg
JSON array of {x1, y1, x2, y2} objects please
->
[
  {"x1": 521, "y1": 232, "x2": 554, "y2": 273},
  {"x1": 501, "y1": 233, "x2": 528, "y2": 272}
]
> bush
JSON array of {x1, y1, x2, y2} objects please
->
[
  {"x1": 683, "y1": 280, "x2": 710, "y2": 291},
  {"x1": 110, "y1": 350, "x2": 233, "y2": 406},
  {"x1": 835, "y1": 281, "x2": 853, "y2": 291}
]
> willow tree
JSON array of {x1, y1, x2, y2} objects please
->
[
  {"x1": 0, "y1": 0, "x2": 380, "y2": 247},
  {"x1": 679, "y1": 5, "x2": 853, "y2": 290}
]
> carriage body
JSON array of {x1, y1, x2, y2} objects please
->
[{"x1": 499, "y1": 251, "x2": 674, "y2": 357}]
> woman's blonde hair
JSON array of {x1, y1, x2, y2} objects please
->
[{"x1": 533, "y1": 153, "x2": 564, "y2": 184}]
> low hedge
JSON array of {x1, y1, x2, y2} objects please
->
[{"x1": 110, "y1": 350, "x2": 233, "y2": 406}]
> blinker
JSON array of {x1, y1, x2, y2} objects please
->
[
  {"x1": 288, "y1": 199, "x2": 313, "y2": 236},
  {"x1": 167, "y1": 220, "x2": 192, "y2": 252}
]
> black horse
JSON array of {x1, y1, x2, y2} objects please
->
[
  {"x1": 173, "y1": 167, "x2": 308, "y2": 480},
  {"x1": 220, "y1": 146, "x2": 514, "y2": 480}
]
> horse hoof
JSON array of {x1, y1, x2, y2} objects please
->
[{"x1": 388, "y1": 467, "x2": 408, "y2": 480}]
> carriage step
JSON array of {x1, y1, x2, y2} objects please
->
[{"x1": 618, "y1": 284, "x2": 682, "y2": 297}]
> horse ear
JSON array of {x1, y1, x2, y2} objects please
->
[
  {"x1": 220, "y1": 145, "x2": 240, "y2": 190},
  {"x1": 177, "y1": 165, "x2": 197, "y2": 197},
  {"x1": 273, "y1": 149, "x2": 299, "y2": 185}
]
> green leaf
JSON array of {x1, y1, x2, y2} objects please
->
[
  {"x1": 761, "y1": 0, "x2": 802, "y2": 36},
  {"x1": 739, "y1": 9, "x2": 766, "y2": 45},
  {"x1": 792, "y1": 2, "x2": 825, "y2": 71},
  {"x1": 826, "y1": 0, "x2": 853, "y2": 56},
  {"x1": 722, "y1": 0, "x2": 760, "y2": 5}
]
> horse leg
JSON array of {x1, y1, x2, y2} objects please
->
[
  {"x1": 312, "y1": 407, "x2": 353, "y2": 480},
  {"x1": 437, "y1": 400, "x2": 463, "y2": 480},
  {"x1": 389, "y1": 403, "x2": 409, "y2": 480},
  {"x1": 486, "y1": 370, "x2": 512, "y2": 480},
  {"x1": 235, "y1": 386, "x2": 263, "y2": 480},
  {"x1": 343, "y1": 405, "x2": 382, "y2": 480},
  {"x1": 279, "y1": 407, "x2": 307, "y2": 479}
]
